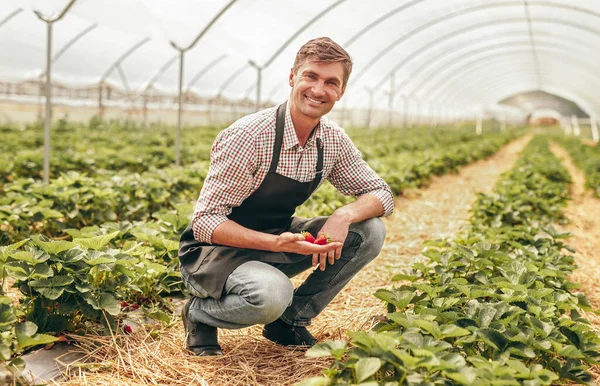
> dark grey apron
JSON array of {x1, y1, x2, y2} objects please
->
[{"x1": 179, "y1": 102, "x2": 324, "y2": 299}]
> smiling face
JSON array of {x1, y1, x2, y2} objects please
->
[{"x1": 289, "y1": 60, "x2": 346, "y2": 124}]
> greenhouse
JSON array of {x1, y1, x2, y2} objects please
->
[{"x1": 1, "y1": 0, "x2": 599, "y2": 385}]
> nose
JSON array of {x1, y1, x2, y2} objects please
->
[{"x1": 312, "y1": 81, "x2": 326, "y2": 97}]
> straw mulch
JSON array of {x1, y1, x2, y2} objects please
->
[
  {"x1": 49, "y1": 136, "x2": 533, "y2": 386},
  {"x1": 551, "y1": 142, "x2": 600, "y2": 382}
]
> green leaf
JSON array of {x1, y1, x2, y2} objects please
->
[
  {"x1": 35, "y1": 287, "x2": 66, "y2": 300},
  {"x1": 30, "y1": 275, "x2": 74, "y2": 288},
  {"x1": 73, "y1": 231, "x2": 120, "y2": 250},
  {"x1": 98, "y1": 293, "x2": 121, "y2": 316},
  {"x1": 296, "y1": 378, "x2": 331, "y2": 386},
  {"x1": 391, "y1": 273, "x2": 420, "y2": 282},
  {"x1": 0, "y1": 239, "x2": 28, "y2": 261},
  {"x1": 31, "y1": 235, "x2": 77, "y2": 254},
  {"x1": 15, "y1": 321, "x2": 58, "y2": 349},
  {"x1": 355, "y1": 358, "x2": 381, "y2": 382},
  {"x1": 477, "y1": 329, "x2": 508, "y2": 351},
  {"x1": 162, "y1": 238, "x2": 179, "y2": 252}
]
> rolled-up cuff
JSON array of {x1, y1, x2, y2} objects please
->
[
  {"x1": 367, "y1": 190, "x2": 395, "y2": 217},
  {"x1": 192, "y1": 215, "x2": 229, "y2": 244}
]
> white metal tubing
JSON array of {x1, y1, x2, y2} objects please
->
[
  {"x1": 476, "y1": 112, "x2": 483, "y2": 135},
  {"x1": 571, "y1": 115, "x2": 581, "y2": 136},
  {"x1": 388, "y1": 73, "x2": 395, "y2": 127},
  {"x1": 34, "y1": 0, "x2": 77, "y2": 184},
  {"x1": 176, "y1": 50, "x2": 184, "y2": 167},
  {"x1": 43, "y1": 22, "x2": 52, "y2": 184},
  {"x1": 365, "y1": 88, "x2": 374, "y2": 128},
  {"x1": 591, "y1": 115, "x2": 599, "y2": 142}
]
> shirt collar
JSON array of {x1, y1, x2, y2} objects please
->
[{"x1": 282, "y1": 100, "x2": 323, "y2": 150}]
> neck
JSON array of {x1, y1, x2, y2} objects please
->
[{"x1": 289, "y1": 104, "x2": 319, "y2": 147}]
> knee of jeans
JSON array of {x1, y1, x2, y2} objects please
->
[
  {"x1": 244, "y1": 273, "x2": 293, "y2": 324},
  {"x1": 352, "y1": 217, "x2": 386, "y2": 257}
]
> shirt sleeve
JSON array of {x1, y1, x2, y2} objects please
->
[
  {"x1": 327, "y1": 130, "x2": 395, "y2": 217},
  {"x1": 191, "y1": 127, "x2": 258, "y2": 243}
]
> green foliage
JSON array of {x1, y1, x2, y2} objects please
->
[
  {"x1": 304, "y1": 136, "x2": 600, "y2": 385},
  {"x1": 555, "y1": 136, "x2": 600, "y2": 197}
]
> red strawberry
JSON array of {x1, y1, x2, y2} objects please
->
[
  {"x1": 314, "y1": 232, "x2": 332, "y2": 245},
  {"x1": 121, "y1": 301, "x2": 128, "y2": 308},
  {"x1": 124, "y1": 325, "x2": 133, "y2": 334},
  {"x1": 301, "y1": 231, "x2": 315, "y2": 243},
  {"x1": 131, "y1": 303, "x2": 139, "y2": 310}
]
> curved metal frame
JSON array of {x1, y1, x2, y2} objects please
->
[
  {"x1": 237, "y1": 0, "x2": 347, "y2": 109},
  {"x1": 390, "y1": 16, "x2": 600, "y2": 99},
  {"x1": 33, "y1": 0, "x2": 78, "y2": 185},
  {"x1": 351, "y1": 1, "x2": 600, "y2": 86},
  {"x1": 185, "y1": 54, "x2": 227, "y2": 93},
  {"x1": 52, "y1": 22, "x2": 97, "y2": 64},
  {"x1": 343, "y1": 0, "x2": 425, "y2": 46},
  {"x1": 135, "y1": 53, "x2": 179, "y2": 98},
  {"x1": 0, "y1": 8, "x2": 22, "y2": 29},
  {"x1": 418, "y1": 41, "x2": 600, "y2": 102},
  {"x1": 427, "y1": 47, "x2": 600, "y2": 105},
  {"x1": 441, "y1": 67, "x2": 600, "y2": 118},
  {"x1": 217, "y1": 63, "x2": 250, "y2": 97},
  {"x1": 443, "y1": 66, "x2": 595, "y2": 107},
  {"x1": 463, "y1": 74, "x2": 599, "y2": 120},
  {"x1": 100, "y1": 37, "x2": 150, "y2": 82},
  {"x1": 445, "y1": 68, "x2": 600, "y2": 115}
]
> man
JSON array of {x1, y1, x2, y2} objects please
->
[{"x1": 179, "y1": 37, "x2": 394, "y2": 356}]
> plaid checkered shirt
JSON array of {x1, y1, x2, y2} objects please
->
[{"x1": 192, "y1": 102, "x2": 395, "y2": 244}]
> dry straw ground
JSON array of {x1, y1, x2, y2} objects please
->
[{"x1": 35, "y1": 135, "x2": 599, "y2": 386}]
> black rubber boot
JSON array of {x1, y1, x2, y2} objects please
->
[
  {"x1": 182, "y1": 299, "x2": 223, "y2": 356},
  {"x1": 262, "y1": 318, "x2": 318, "y2": 347}
]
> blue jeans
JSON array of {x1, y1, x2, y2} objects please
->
[{"x1": 187, "y1": 216, "x2": 386, "y2": 329}]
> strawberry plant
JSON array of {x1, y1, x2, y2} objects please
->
[{"x1": 301, "y1": 136, "x2": 600, "y2": 385}]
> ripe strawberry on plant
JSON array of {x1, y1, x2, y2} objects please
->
[
  {"x1": 314, "y1": 232, "x2": 332, "y2": 245},
  {"x1": 124, "y1": 325, "x2": 133, "y2": 334},
  {"x1": 301, "y1": 231, "x2": 315, "y2": 243}
]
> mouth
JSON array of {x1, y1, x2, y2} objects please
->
[{"x1": 305, "y1": 95, "x2": 326, "y2": 104}]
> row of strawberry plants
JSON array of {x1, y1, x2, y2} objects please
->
[
  {"x1": 1, "y1": 132, "x2": 517, "y2": 245},
  {"x1": 301, "y1": 136, "x2": 600, "y2": 385},
  {"x1": 0, "y1": 207, "x2": 191, "y2": 367},
  {"x1": 0, "y1": 120, "x2": 485, "y2": 183},
  {"x1": 0, "y1": 133, "x2": 521, "y2": 368},
  {"x1": 554, "y1": 137, "x2": 600, "y2": 197}
]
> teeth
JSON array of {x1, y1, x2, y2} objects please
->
[{"x1": 306, "y1": 96, "x2": 324, "y2": 104}]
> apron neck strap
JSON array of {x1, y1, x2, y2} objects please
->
[{"x1": 269, "y1": 101, "x2": 287, "y2": 174}]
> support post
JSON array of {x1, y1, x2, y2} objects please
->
[
  {"x1": 571, "y1": 115, "x2": 581, "y2": 137},
  {"x1": 591, "y1": 115, "x2": 599, "y2": 142},
  {"x1": 175, "y1": 49, "x2": 184, "y2": 166},
  {"x1": 388, "y1": 73, "x2": 395, "y2": 128},
  {"x1": 476, "y1": 112, "x2": 483, "y2": 135}
]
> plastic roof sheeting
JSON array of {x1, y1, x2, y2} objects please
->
[{"x1": 1, "y1": 0, "x2": 599, "y2": 117}]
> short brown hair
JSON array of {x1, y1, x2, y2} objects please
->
[{"x1": 293, "y1": 37, "x2": 353, "y2": 88}]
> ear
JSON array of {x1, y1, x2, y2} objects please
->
[{"x1": 289, "y1": 68, "x2": 295, "y2": 87}]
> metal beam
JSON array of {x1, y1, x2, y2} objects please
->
[
  {"x1": 523, "y1": 0, "x2": 541, "y2": 88},
  {"x1": 33, "y1": 0, "x2": 78, "y2": 185},
  {"x1": 429, "y1": 48, "x2": 600, "y2": 106},
  {"x1": 52, "y1": 23, "x2": 96, "y2": 64},
  {"x1": 217, "y1": 63, "x2": 250, "y2": 97},
  {"x1": 169, "y1": 0, "x2": 237, "y2": 166},
  {"x1": 100, "y1": 37, "x2": 150, "y2": 82},
  {"x1": 442, "y1": 68, "x2": 600, "y2": 114},
  {"x1": 185, "y1": 54, "x2": 227, "y2": 93},
  {"x1": 384, "y1": 17, "x2": 600, "y2": 97},
  {"x1": 243, "y1": 0, "x2": 347, "y2": 109},
  {"x1": 351, "y1": 1, "x2": 600, "y2": 86},
  {"x1": 0, "y1": 8, "x2": 22, "y2": 29}
]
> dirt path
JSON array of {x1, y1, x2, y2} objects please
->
[
  {"x1": 59, "y1": 136, "x2": 532, "y2": 386},
  {"x1": 550, "y1": 143, "x2": 600, "y2": 381}
]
